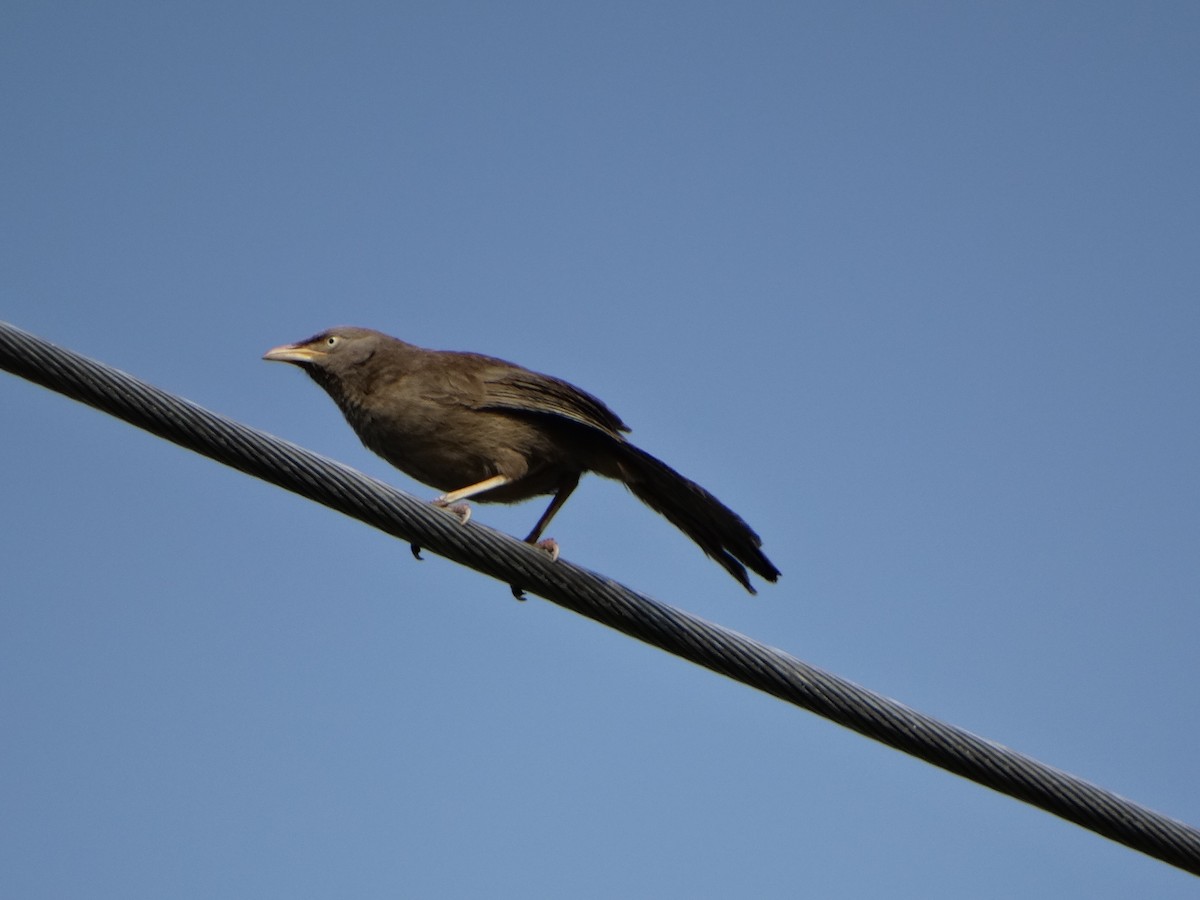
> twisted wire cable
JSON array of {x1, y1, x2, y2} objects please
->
[{"x1": 2, "y1": 319, "x2": 1198, "y2": 876}]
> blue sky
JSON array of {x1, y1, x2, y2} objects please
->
[{"x1": 3, "y1": 3, "x2": 1198, "y2": 896}]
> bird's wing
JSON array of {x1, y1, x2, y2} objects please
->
[{"x1": 476, "y1": 366, "x2": 631, "y2": 438}]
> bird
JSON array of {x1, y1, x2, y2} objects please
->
[{"x1": 263, "y1": 327, "x2": 779, "y2": 593}]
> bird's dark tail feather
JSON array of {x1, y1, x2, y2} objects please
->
[{"x1": 612, "y1": 443, "x2": 780, "y2": 593}]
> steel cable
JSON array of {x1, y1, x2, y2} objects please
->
[{"x1": 2, "y1": 319, "x2": 1198, "y2": 876}]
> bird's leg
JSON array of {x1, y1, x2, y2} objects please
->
[
  {"x1": 436, "y1": 473, "x2": 511, "y2": 508},
  {"x1": 510, "y1": 474, "x2": 580, "y2": 601},
  {"x1": 411, "y1": 474, "x2": 512, "y2": 559},
  {"x1": 522, "y1": 473, "x2": 579, "y2": 559}
]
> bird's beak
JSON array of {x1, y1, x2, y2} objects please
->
[{"x1": 263, "y1": 343, "x2": 323, "y2": 364}]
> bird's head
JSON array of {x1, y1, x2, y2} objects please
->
[
  {"x1": 262, "y1": 326, "x2": 385, "y2": 370},
  {"x1": 263, "y1": 327, "x2": 397, "y2": 402}
]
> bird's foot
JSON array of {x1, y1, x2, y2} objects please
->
[
  {"x1": 508, "y1": 537, "x2": 562, "y2": 600},
  {"x1": 411, "y1": 499, "x2": 473, "y2": 560},
  {"x1": 532, "y1": 537, "x2": 560, "y2": 561},
  {"x1": 432, "y1": 498, "x2": 472, "y2": 524}
]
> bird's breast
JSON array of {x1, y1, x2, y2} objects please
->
[{"x1": 343, "y1": 395, "x2": 575, "y2": 497}]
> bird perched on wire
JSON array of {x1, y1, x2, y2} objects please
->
[{"x1": 264, "y1": 327, "x2": 779, "y2": 593}]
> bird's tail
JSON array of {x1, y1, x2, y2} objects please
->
[{"x1": 610, "y1": 442, "x2": 780, "y2": 593}]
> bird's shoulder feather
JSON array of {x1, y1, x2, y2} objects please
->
[{"x1": 440, "y1": 353, "x2": 630, "y2": 438}]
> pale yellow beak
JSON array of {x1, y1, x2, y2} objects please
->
[{"x1": 263, "y1": 343, "x2": 323, "y2": 364}]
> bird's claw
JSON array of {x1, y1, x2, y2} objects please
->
[
  {"x1": 533, "y1": 537, "x2": 560, "y2": 561},
  {"x1": 411, "y1": 499, "x2": 472, "y2": 562},
  {"x1": 433, "y1": 498, "x2": 472, "y2": 524},
  {"x1": 508, "y1": 537, "x2": 561, "y2": 600}
]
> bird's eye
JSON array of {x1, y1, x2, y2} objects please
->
[{"x1": 325, "y1": 335, "x2": 339, "y2": 347}]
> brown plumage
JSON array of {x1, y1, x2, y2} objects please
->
[{"x1": 264, "y1": 327, "x2": 779, "y2": 593}]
